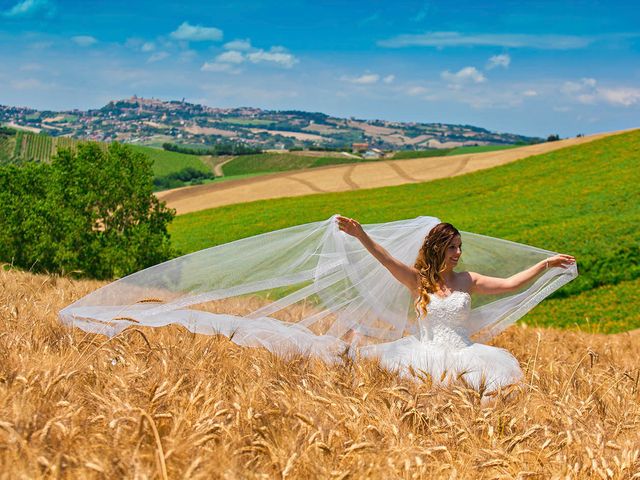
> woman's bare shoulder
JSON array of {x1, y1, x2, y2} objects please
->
[{"x1": 454, "y1": 271, "x2": 475, "y2": 290}]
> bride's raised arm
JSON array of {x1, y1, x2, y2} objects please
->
[
  {"x1": 470, "y1": 254, "x2": 576, "y2": 295},
  {"x1": 336, "y1": 215, "x2": 420, "y2": 296}
]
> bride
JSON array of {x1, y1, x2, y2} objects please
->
[
  {"x1": 60, "y1": 214, "x2": 577, "y2": 394},
  {"x1": 336, "y1": 215, "x2": 575, "y2": 392}
]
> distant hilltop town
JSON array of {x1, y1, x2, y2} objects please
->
[{"x1": 0, "y1": 96, "x2": 541, "y2": 150}]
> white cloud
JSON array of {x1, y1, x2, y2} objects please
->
[
  {"x1": 561, "y1": 78, "x2": 640, "y2": 107},
  {"x1": 598, "y1": 87, "x2": 640, "y2": 107},
  {"x1": 342, "y1": 73, "x2": 380, "y2": 85},
  {"x1": 383, "y1": 74, "x2": 395, "y2": 84},
  {"x1": 216, "y1": 50, "x2": 245, "y2": 64},
  {"x1": 562, "y1": 77, "x2": 596, "y2": 94},
  {"x1": 522, "y1": 89, "x2": 538, "y2": 97},
  {"x1": 224, "y1": 39, "x2": 252, "y2": 51},
  {"x1": 170, "y1": 22, "x2": 223, "y2": 42},
  {"x1": 202, "y1": 45, "x2": 297, "y2": 73},
  {"x1": 147, "y1": 51, "x2": 170, "y2": 63},
  {"x1": 487, "y1": 54, "x2": 511, "y2": 69},
  {"x1": 201, "y1": 50, "x2": 245, "y2": 74},
  {"x1": 406, "y1": 86, "x2": 429, "y2": 96},
  {"x1": 2, "y1": 0, "x2": 55, "y2": 18},
  {"x1": 201, "y1": 62, "x2": 241, "y2": 74},
  {"x1": 72, "y1": 35, "x2": 97, "y2": 47},
  {"x1": 141, "y1": 42, "x2": 155, "y2": 52},
  {"x1": 379, "y1": 31, "x2": 597, "y2": 50},
  {"x1": 441, "y1": 66, "x2": 486, "y2": 85},
  {"x1": 247, "y1": 48, "x2": 298, "y2": 68}
]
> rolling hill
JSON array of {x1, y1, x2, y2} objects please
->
[{"x1": 1, "y1": 96, "x2": 542, "y2": 151}]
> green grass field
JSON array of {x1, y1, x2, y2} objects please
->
[
  {"x1": 392, "y1": 144, "x2": 518, "y2": 160},
  {"x1": 222, "y1": 152, "x2": 383, "y2": 176},
  {"x1": 168, "y1": 129, "x2": 640, "y2": 333},
  {"x1": 127, "y1": 145, "x2": 211, "y2": 177}
]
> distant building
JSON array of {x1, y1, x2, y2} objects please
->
[
  {"x1": 352, "y1": 142, "x2": 369, "y2": 153},
  {"x1": 363, "y1": 149, "x2": 383, "y2": 159}
]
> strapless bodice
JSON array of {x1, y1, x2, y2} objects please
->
[{"x1": 418, "y1": 291, "x2": 473, "y2": 348}]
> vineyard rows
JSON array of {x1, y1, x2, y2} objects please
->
[{"x1": 2, "y1": 133, "x2": 110, "y2": 163}]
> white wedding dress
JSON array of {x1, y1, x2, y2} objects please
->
[
  {"x1": 60, "y1": 215, "x2": 574, "y2": 393},
  {"x1": 360, "y1": 291, "x2": 523, "y2": 391}
]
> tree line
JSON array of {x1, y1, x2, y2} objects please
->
[{"x1": 162, "y1": 142, "x2": 262, "y2": 156}]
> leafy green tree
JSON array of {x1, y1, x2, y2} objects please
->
[{"x1": 0, "y1": 142, "x2": 175, "y2": 279}]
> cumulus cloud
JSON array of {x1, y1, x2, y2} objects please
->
[
  {"x1": 487, "y1": 54, "x2": 510, "y2": 69},
  {"x1": 72, "y1": 35, "x2": 97, "y2": 47},
  {"x1": 522, "y1": 89, "x2": 538, "y2": 97},
  {"x1": 379, "y1": 31, "x2": 596, "y2": 50},
  {"x1": 342, "y1": 73, "x2": 380, "y2": 85},
  {"x1": 224, "y1": 39, "x2": 252, "y2": 51},
  {"x1": 383, "y1": 74, "x2": 395, "y2": 84},
  {"x1": 202, "y1": 43, "x2": 298, "y2": 74},
  {"x1": 561, "y1": 78, "x2": 640, "y2": 107},
  {"x1": 247, "y1": 47, "x2": 298, "y2": 68},
  {"x1": 141, "y1": 42, "x2": 155, "y2": 52},
  {"x1": 2, "y1": 0, "x2": 55, "y2": 18},
  {"x1": 597, "y1": 87, "x2": 640, "y2": 107},
  {"x1": 170, "y1": 22, "x2": 223, "y2": 42},
  {"x1": 216, "y1": 50, "x2": 245, "y2": 64},
  {"x1": 441, "y1": 66, "x2": 486, "y2": 85}
]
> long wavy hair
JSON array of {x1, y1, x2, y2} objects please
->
[{"x1": 414, "y1": 222, "x2": 461, "y2": 317}]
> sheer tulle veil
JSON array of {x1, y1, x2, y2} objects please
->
[{"x1": 59, "y1": 214, "x2": 578, "y2": 361}]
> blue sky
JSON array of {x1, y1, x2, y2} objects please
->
[{"x1": 1, "y1": 0, "x2": 638, "y2": 137}]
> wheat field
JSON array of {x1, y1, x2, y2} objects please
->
[{"x1": 1, "y1": 267, "x2": 639, "y2": 479}]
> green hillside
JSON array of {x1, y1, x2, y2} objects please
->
[
  {"x1": 127, "y1": 145, "x2": 210, "y2": 177},
  {"x1": 221, "y1": 152, "x2": 378, "y2": 176},
  {"x1": 168, "y1": 129, "x2": 640, "y2": 333}
]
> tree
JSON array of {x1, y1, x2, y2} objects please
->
[
  {"x1": 547, "y1": 134, "x2": 560, "y2": 142},
  {"x1": 0, "y1": 142, "x2": 175, "y2": 279}
]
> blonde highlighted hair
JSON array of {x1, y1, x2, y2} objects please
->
[{"x1": 414, "y1": 222, "x2": 461, "y2": 317}]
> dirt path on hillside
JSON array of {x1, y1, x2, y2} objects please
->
[{"x1": 157, "y1": 129, "x2": 636, "y2": 215}]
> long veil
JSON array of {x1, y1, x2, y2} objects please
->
[{"x1": 59, "y1": 215, "x2": 578, "y2": 360}]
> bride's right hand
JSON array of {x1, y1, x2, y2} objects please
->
[{"x1": 336, "y1": 215, "x2": 365, "y2": 239}]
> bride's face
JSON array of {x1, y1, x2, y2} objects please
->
[{"x1": 444, "y1": 235, "x2": 462, "y2": 269}]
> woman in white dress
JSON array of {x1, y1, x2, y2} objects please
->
[
  {"x1": 60, "y1": 214, "x2": 578, "y2": 396},
  {"x1": 335, "y1": 215, "x2": 576, "y2": 392}
]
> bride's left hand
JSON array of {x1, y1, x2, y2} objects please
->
[{"x1": 545, "y1": 254, "x2": 576, "y2": 269}]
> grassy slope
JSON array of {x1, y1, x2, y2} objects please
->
[
  {"x1": 128, "y1": 145, "x2": 211, "y2": 177},
  {"x1": 169, "y1": 129, "x2": 640, "y2": 332},
  {"x1": 222, "y1": 152, "x2": 381, "y2": 176}
]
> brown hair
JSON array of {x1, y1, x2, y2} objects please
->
[{"x1": 414, "y1": 223, "x2": 461, "y2": 317}]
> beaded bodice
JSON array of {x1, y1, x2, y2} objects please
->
[{"x1": 418, "y1": 291, "x2": 473, "y2": 348}]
